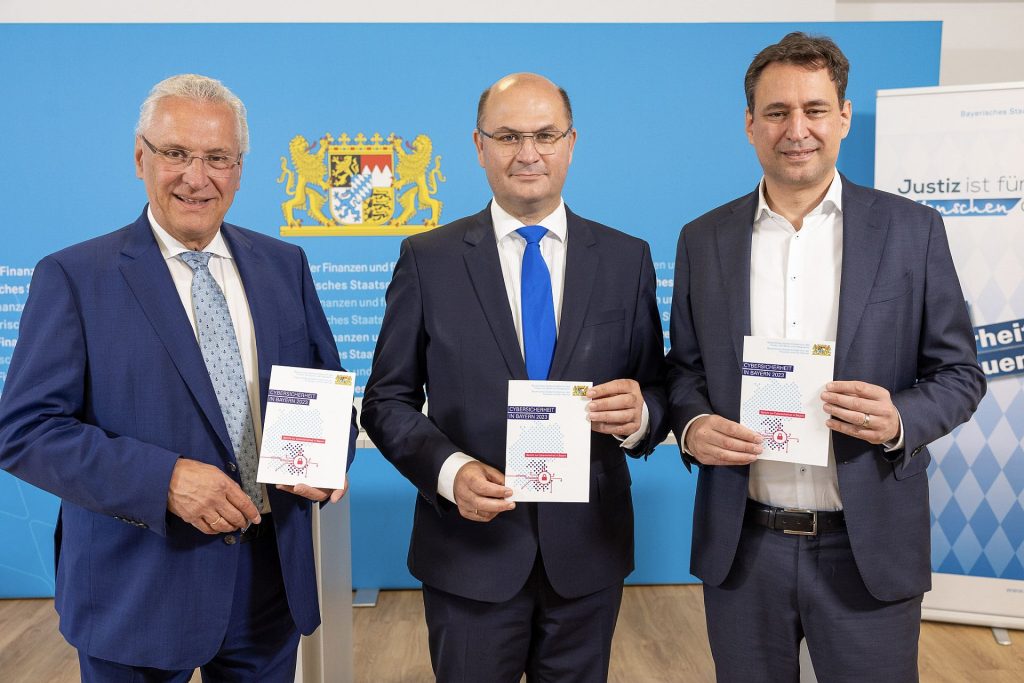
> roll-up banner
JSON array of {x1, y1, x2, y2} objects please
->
[{"x1": 876, "y1": 83, "x2": 1024, "y2": 629}]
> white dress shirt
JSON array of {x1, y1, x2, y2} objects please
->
[
  {"x1": 149, "y1": 207, "x2": 269, "y2": 512},
  {"x1": 746, "y1": 175, "x2": 845, "y2": 511},
  {"x1": 678, "y1": 173, "x2": 903, "y2": 510},
  {"x1": 436, "y1": 199, "x2": 649, "y2": 503},
  {"x1": 493, "y1": 199, "x2": 569, "y2": 346}
]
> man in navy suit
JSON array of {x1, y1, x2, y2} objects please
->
[
  {"x1": 667, "y1": 33, "x2": 986, "y2": 682},
  {"x1": 0, "y1": 74, "x2": 356, "y2": 681},
  {"x1": 362, "y1": 72, "x2": 667, "y2": 682}
]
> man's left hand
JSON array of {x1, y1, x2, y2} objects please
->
[
  {"x1": 587, "y1": 379, "x2": 644, "y2": 436},
  {"x1": 821, "y1": 380, "x2": 900, "y2": 445},
  {"x1": 277, "y1": 479, "x2": 349, "y2": 504}
]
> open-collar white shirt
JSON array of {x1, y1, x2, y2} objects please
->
[{"x1": 747, "y1": 174, "x2": 845, "y2": 511}]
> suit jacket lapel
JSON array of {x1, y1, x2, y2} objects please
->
[
  {"x1": 717, "y1": 191, "x2": 756, "y2": 370},
  {"x1": 118, "y1": 209, "x2": 234, "y2": 454},
  {"x1": 462, "y1": 207, "x2": 528, "y2": 379},
  {"x1": 835, "y1": 176, "x2": 888, "y2": 374},
  {"x1": 548, "y1": 208, "x2": 598, "y2": 380},
  {"x1": 222, "y1": 225, "x2": 278, "y2": 418}
]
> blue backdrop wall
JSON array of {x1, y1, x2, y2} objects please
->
[{"x1": 0, "y1": 22, "x2": 941, "y2": 596}]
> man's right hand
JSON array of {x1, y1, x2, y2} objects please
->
[
  {"x1": 685, "y1": 415, "x2": 763, "y2": 466},
  {"x1": 453, "y1": 461, "x2": 515, "y2": 523},
  {"x1": 167, "y1": 458, "x2": 261, "y2": 534}
]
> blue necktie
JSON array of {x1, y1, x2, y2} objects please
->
[
  {"x1": 516, "y1": 226, "x2": 557, "y2": 381},
  {"x1": 179, "y1": 251, "x2": 263, "y2": 510}
]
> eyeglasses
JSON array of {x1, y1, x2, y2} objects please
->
[
  {"x1": 140, "y1": 136, "x2": 241, "y2": 177},
  {"x1": 476, "y1": 125, "x2": 573, "y2": 157}
]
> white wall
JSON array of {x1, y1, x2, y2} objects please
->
[
  {"x1": 1, "y1": 2, "x2": 1020, "y2": 97},
  {"x1": 0, "y1": 2, "x2": 836, "y2": 23},
  {"x1": 836, "y1": 1, "x2": 1024, "y2": 85}
]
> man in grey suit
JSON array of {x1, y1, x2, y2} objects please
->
[{"x1": 666, "y1": 33, "x2": 985, "y2": 682}]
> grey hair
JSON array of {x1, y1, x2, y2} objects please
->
[{"x1": 135, "y1": 74, "x2": 250, "y2": 154}]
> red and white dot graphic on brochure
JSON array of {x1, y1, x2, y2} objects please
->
[
  {"x1": 256, "y1": 366, "x2": 355, "y2": 489},
  {"x1": 739, "y1": 337, "x2": 835, "y2": 467},
  {"x1": 505, "y1": 380, "x2": 592, "y2": 503}
]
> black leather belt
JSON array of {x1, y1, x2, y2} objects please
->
[
  {"x1": 239, "y1": 514, "x2": 274, "y2": 544},
  {"x1": 745, "y1": 500, "x2": 845, "y2": 536}
]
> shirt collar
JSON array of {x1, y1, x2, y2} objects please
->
[
  {"x1": 755, "y1": 171, "x2": 844, "y2": 223},
  {"x1": 490, "y1": 198, "x2": 568, "y2": 244},
  {"x1": 148, "y1": 205, "x2": 233, "y2": 262}
]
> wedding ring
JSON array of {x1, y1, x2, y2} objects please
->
[
  {"x1": 210, "y1": 516, "x2": 224, "y2": 527},
  {"x1": 860, "y1": 413, "x2": 871, "y2": 428}
]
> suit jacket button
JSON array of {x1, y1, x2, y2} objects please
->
[
  {"x1": 227, "y1": 462, "x2": 237, "y2": 472},
  {"x1": 224, "y1": 535, "x2": 237, "y2": 545}
]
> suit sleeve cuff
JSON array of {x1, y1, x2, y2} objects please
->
[
  {"x1": 437, "y1": 452, "x2": 477, "y2": 504},
  {"x1": 615, "y1": 402, "x2": 650, "y2": 450}
]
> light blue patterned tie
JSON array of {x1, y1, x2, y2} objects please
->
[
  {"x1": 516, "y1": 226, "x2": 557, "y2": 381},
  {"x1": 179, "y1": 251, "x2": 263, "y2": 509}
]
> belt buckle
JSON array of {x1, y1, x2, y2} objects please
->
[{"x1": 781, "y1": 508, "x2": 817, "y2": 536}]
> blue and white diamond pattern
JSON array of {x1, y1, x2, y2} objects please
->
[
  {"x1": 929, "y1": 377, "x2": 1024, "y2": 579},
  {"x1": 331, "y1": 172, "x2": 374, "y2": 224},
  {"x1": 903, "y1": 119, "x2": 1024, "y2": 581}
]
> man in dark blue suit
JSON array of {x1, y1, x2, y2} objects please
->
[
  {"x1": 362, "y1": 72, "x2": 668, "y2": 682},
  {"x1": 667, "y1": 34, "x2": 985, "y2": 682},
  {"x1": 0, "y1": 74, "x2": 356, "y2": 681}
]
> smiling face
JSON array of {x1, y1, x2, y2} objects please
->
[
  {"x1": 134, "y1": 96, "x2": 242, "y2": 250},
  {"x1": 473, "y1": 75, "x2": 576, "y2": 224},
  {"x1": 745, "y1": 62, "x2": 851, "y2": 202}
]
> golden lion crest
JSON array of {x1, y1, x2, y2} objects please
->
[{"x1": 278, "y1": 132, "x2": 446, "y2": 236}]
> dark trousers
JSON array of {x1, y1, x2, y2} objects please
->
[
  {"x1": 78, "y1": 523, "x2": 300, "y2": 683},
  {"x1": 703, "y1": 520, "x2": 922, "y2": 683},
  {"x1": 422, "y1": 553, "x2": 623, "y2": 683}
]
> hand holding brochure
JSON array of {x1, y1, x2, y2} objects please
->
[
  {"x1": 505, "y1": 380, "x2": 592, "y2": 503},
  {"x1": 740, "y1": 336, "x2": 835, "y2": 467},
  {"x1": 256, "y1": 365, "x2": 355, "y2": 489}
]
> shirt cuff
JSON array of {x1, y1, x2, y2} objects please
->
[
  {"x1": 883, "y1": 410, "x2": 906, "y2": 452},
  {"x1": 615, "y1": 401, "x2": 650, "y2": 450},
  {"x1": 679, "y1": 413, "x2": 711, "y2": 456},
  {"x1": 437, "y1": 452, "x2": 477, "y2": 504}
]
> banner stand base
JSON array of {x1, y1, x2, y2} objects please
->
[
  {"x1": 354, "y1": 588, "x2": 379, "y2": 607},
  {"x1": 992, "y1": 628, "x2": 1012, "y2": 646}
]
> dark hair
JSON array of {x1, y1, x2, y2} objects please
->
[
  {"x1": 476, "y1": 81, "x2": 574, "y2": 129},
  {"x1": 744, "y1": 32, "x2": 850, "y2": 110}
]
